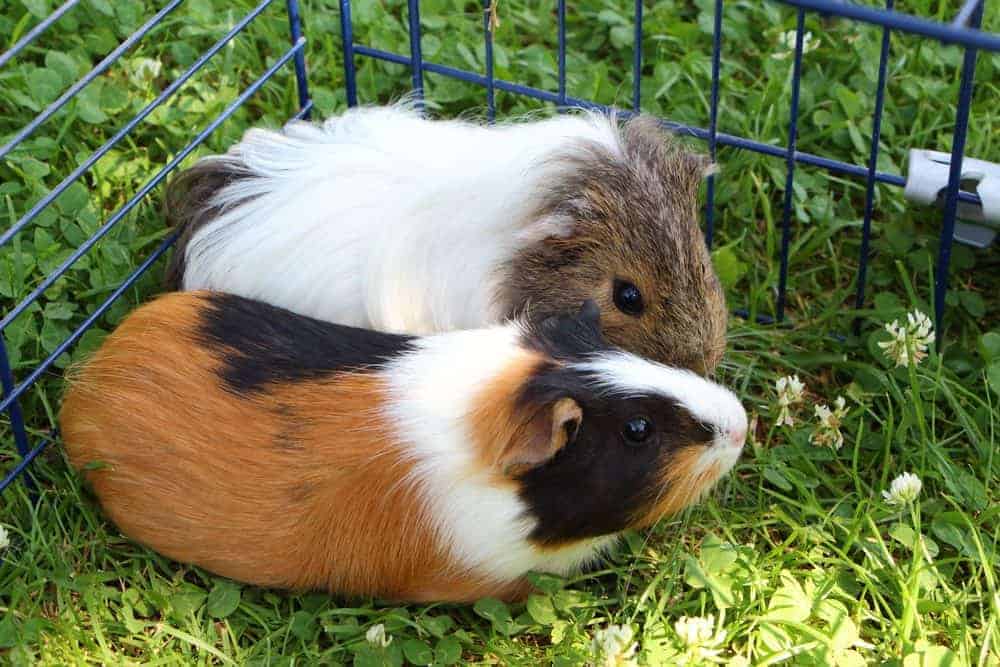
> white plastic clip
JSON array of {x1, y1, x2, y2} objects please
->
[{"x1": 904, "y1": 149, "x2": 1000, "y2": 248}]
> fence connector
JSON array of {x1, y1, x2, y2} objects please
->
[{"x1": 904, "y1": 149, "x2": 1000, "y2": 248}]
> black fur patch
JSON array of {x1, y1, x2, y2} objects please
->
[
  {"x1": 516, "y1": 364, "x2": 715, "y2": 545},
  {"x1": 163, "y1": 158, "x2": 257, "y2": 289},
  {"x1": 194, "y1": 292, "x2": 415, "y2": 395},
  {"x1": 272, "y1": 403, "x2": 308, "y2": 451},
  {"x1": 288, "y1": 480, "x2": 317, "y2": 503},
  {"x1": 521, "y1": 300, "x2": 610, "y2": 361}
]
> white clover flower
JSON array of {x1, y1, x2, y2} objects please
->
[
  {"x1": 883, "y1": 472, "x2": 922, "y2": 506},
  {"x1": 674, "y1": 615, "x2": 727, "y2": 659},
  {"x1": 128, "y1": 57, "x2": 163, "y2": 86},
  {"x1": 674, "y1": 615, "x2": 714, "y2": 646},
  {"x1": 774, "y1": 374, "x2": 806, "y2": 427},
  {"x1": 773, "y1": 30, "x2": 819, "y2": 59},
  {"x1": 878, "y1": 310, "x2": 934, "y2": 368},
  {"x1": 908, "y1": 310, "x2": 933, "y2": 340},
  {"x1": 365, "y1": 623, "x2": 391, "y2": 648},
  {"x1": 589, "y1": 624, "x2": 637, "y2": 667},
  {"x1": 811, "y1": 396, "x2": 848, "y2": 449},
  {"x1": 0, "y1": 525, "x2": 9, "y2": 551}
]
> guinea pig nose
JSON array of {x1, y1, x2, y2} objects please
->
[{"x1": 726, "y1": 426, "x2": 747, "y2": 448}]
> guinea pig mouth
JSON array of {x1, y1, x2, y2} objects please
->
[
  {"x1": 633, "y1": 443, "x2": 739, "y2": 526},
  {"x1": 704, "y1": 432, "x2": 743, "y2": 478}
]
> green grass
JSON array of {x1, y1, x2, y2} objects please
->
[{"x1": 1, "y1": 0, "x2": 999, "y2": 664}]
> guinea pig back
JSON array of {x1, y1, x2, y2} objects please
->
[
  {"x1": 166, "y1": 106, "x2": 727, "y2": 375},
  {"x1": 60, "y1": 293, "x2": 746, "y2": 602}
]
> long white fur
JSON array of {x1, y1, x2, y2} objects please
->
[
  {"x1": 181, "y1": 105, "x2": 623, "y2": 334},
  {"x1": 381, "y1": 324, "x2": 746, "y2": 584}
]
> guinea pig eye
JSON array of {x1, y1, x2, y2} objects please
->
[
  {"x1": 623, "y1": 416, "x2": 653, "y2": 445},
  {"x1": 613, "y1": 280, "x2": 644, "y2": 316}
]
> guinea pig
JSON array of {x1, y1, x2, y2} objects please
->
[
  {"x1": 164, "y1": 104, "x2": 728, "y2": 375},
  {"x1": 60, "y1": 293, "x2": 746, "y2": 603}
]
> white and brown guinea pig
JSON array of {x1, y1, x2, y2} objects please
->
[
  {"x1": 59, "y1": 293, "x2": 746, "y2": 603},
  {"x1": 164, "y1": 104, "x2": 728, "y2": 375}
]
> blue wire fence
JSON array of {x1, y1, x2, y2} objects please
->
[
  {"x1": 1, "y1": 0, "x2": 312, "y2": 493},
  {"x1": 2, "y1": 0, "x2": 998, "y2": 494}
]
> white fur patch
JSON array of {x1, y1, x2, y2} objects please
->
[
  {"x1": 181, "y1": 105, "x2": 625, "y2": 334},
  {"x1": 382, "y1": 325, "x2": 617, "y2": 582}
]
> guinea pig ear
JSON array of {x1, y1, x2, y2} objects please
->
[
  {"x1": 679, "y1": 151, "x2": 718, "y2": 182},
  {"x1": 530, "y1": 301, "x2": 607, "y2": 361},
  {"x1": 516, "y1": 213, "x2": 577, "y2": 244},
  {"x1": 577, "y1": 299, "x2": 601, "y2": 328},
  {"x1": 502, "y1": 397, "x2": 582, "y2": 477},
  {"x1": 698, "y1": 155, "x2": 720, "y2": 178}
]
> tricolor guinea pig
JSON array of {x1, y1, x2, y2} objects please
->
[
  {"x1": 59, "y1": 293, "x2": 746, "y2": 603},
  {"x1": 164, "y1": 105, "x2": 728, "y2": 375}
]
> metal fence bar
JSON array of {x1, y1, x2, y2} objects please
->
[
  {"x1": 285, "y1": 0, "x2": 311, "y2": 117},
  {"x1": 934, "y1": 3, "x2": 983, "y2": 343},
  {"x1": 353, "y1": 45, "x2": 411, "y2": 66},
  {"x1": 632, "y1": 0, "x2": 642, "y2": 111},
  {"x1": 0, "y1": 440, "x2": 47, "y2": 494},
  {"x1": 348, "y1": 43, "x2": 985, "y2": 208},
  {"x1": 0, "y1": 0, "x2": 81, "y2": 69},
  {"x1": 705, "y1": 0, "x2": 724, "y2": 249},
  {"x1": 952, "y1": 0, "x2": 983, "y2": 27},
  {"x1": 778, "y1": 0, "x2": 1000, "y2": 51},
  {"x1": 854, "y1": 0, "x2": 894, "y2": 316},
  {"x1": 3, "y1": 0, "x2": 998, "y2": 497},
  {"x1": 0, "y1": 0, "x2": 184, "y2": 162},
  {"x1": 339, "y1": 0, "x2": 358, "y2": 106},
  {"x1": 0, "y1": 231, "x2": 175, "y2": 419},
  {"x1": 407, "y1": 0, "x2": 424, "y2": 109},
  {"x1": 776, "y1": 8, "x2": 806, "y2": 322},
  {"x1": 0, "y1": 39, "x2": 307, "y2": 416},
  {"x1": 0, "y1": 341, "x2": 29, "y2": 459},
  {"x1": 483, "y1": 0, "x2": 496, "y2": 122},
  {"x1": 293, "y1": 100, "x2": 315, "y2": 120},
  {"x1": 1, "y1": 327, "x2": 35, "y2": 492},
  {"x1": 0, "y1": 0, "x2": 278, "y2": 251},
  {"x1": 557, "y1": 0, "x2": 567, "y2": 106}
]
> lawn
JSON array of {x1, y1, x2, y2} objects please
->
[{"x1": 1, "y1": 0, "x2": 999, "y2": 664}]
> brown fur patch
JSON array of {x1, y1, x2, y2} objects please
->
[
  {"x1": 632, "y1": 446, "x2": 721, "y2": 528},
  {"x1": 498, "y1": 114, "x2": 728, "y2": 375},
  {"x1": 162, "y1": 158, "x2": 255, "y2": 289},
  {"x1": 465, "y1": 351, "x2": 577, "y2": 479},
  {"x1": 59, "y1": 292, "x2": 533, "y2": 602}
]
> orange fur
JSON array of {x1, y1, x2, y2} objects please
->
[
  {"x1": 60, "y1": 292, "x2": 528, "y2": 602},
  {"x1": 467, "y1": 352, "x2": 580, "y2": 479},
  {"x1": 633, "y1": 446, "x2": 721, "y2": 528}
]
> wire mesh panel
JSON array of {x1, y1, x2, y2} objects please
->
[
  {"x1": 2, "y1": 0, "x2": 999, "y2": 495},
  {"x1": 0, "y1": 0, "x2": 311, "y2": 493},
  {"x1": 339, "y1": 0, "x2": 998, "y2": 328}
]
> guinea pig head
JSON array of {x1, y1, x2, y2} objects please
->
[
  {"x1": 493, "y1": 303, "x2": 746, "y2": 547},
  {"x1": 500, "y1": 114, "x2": 727, "y2": 376}
]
